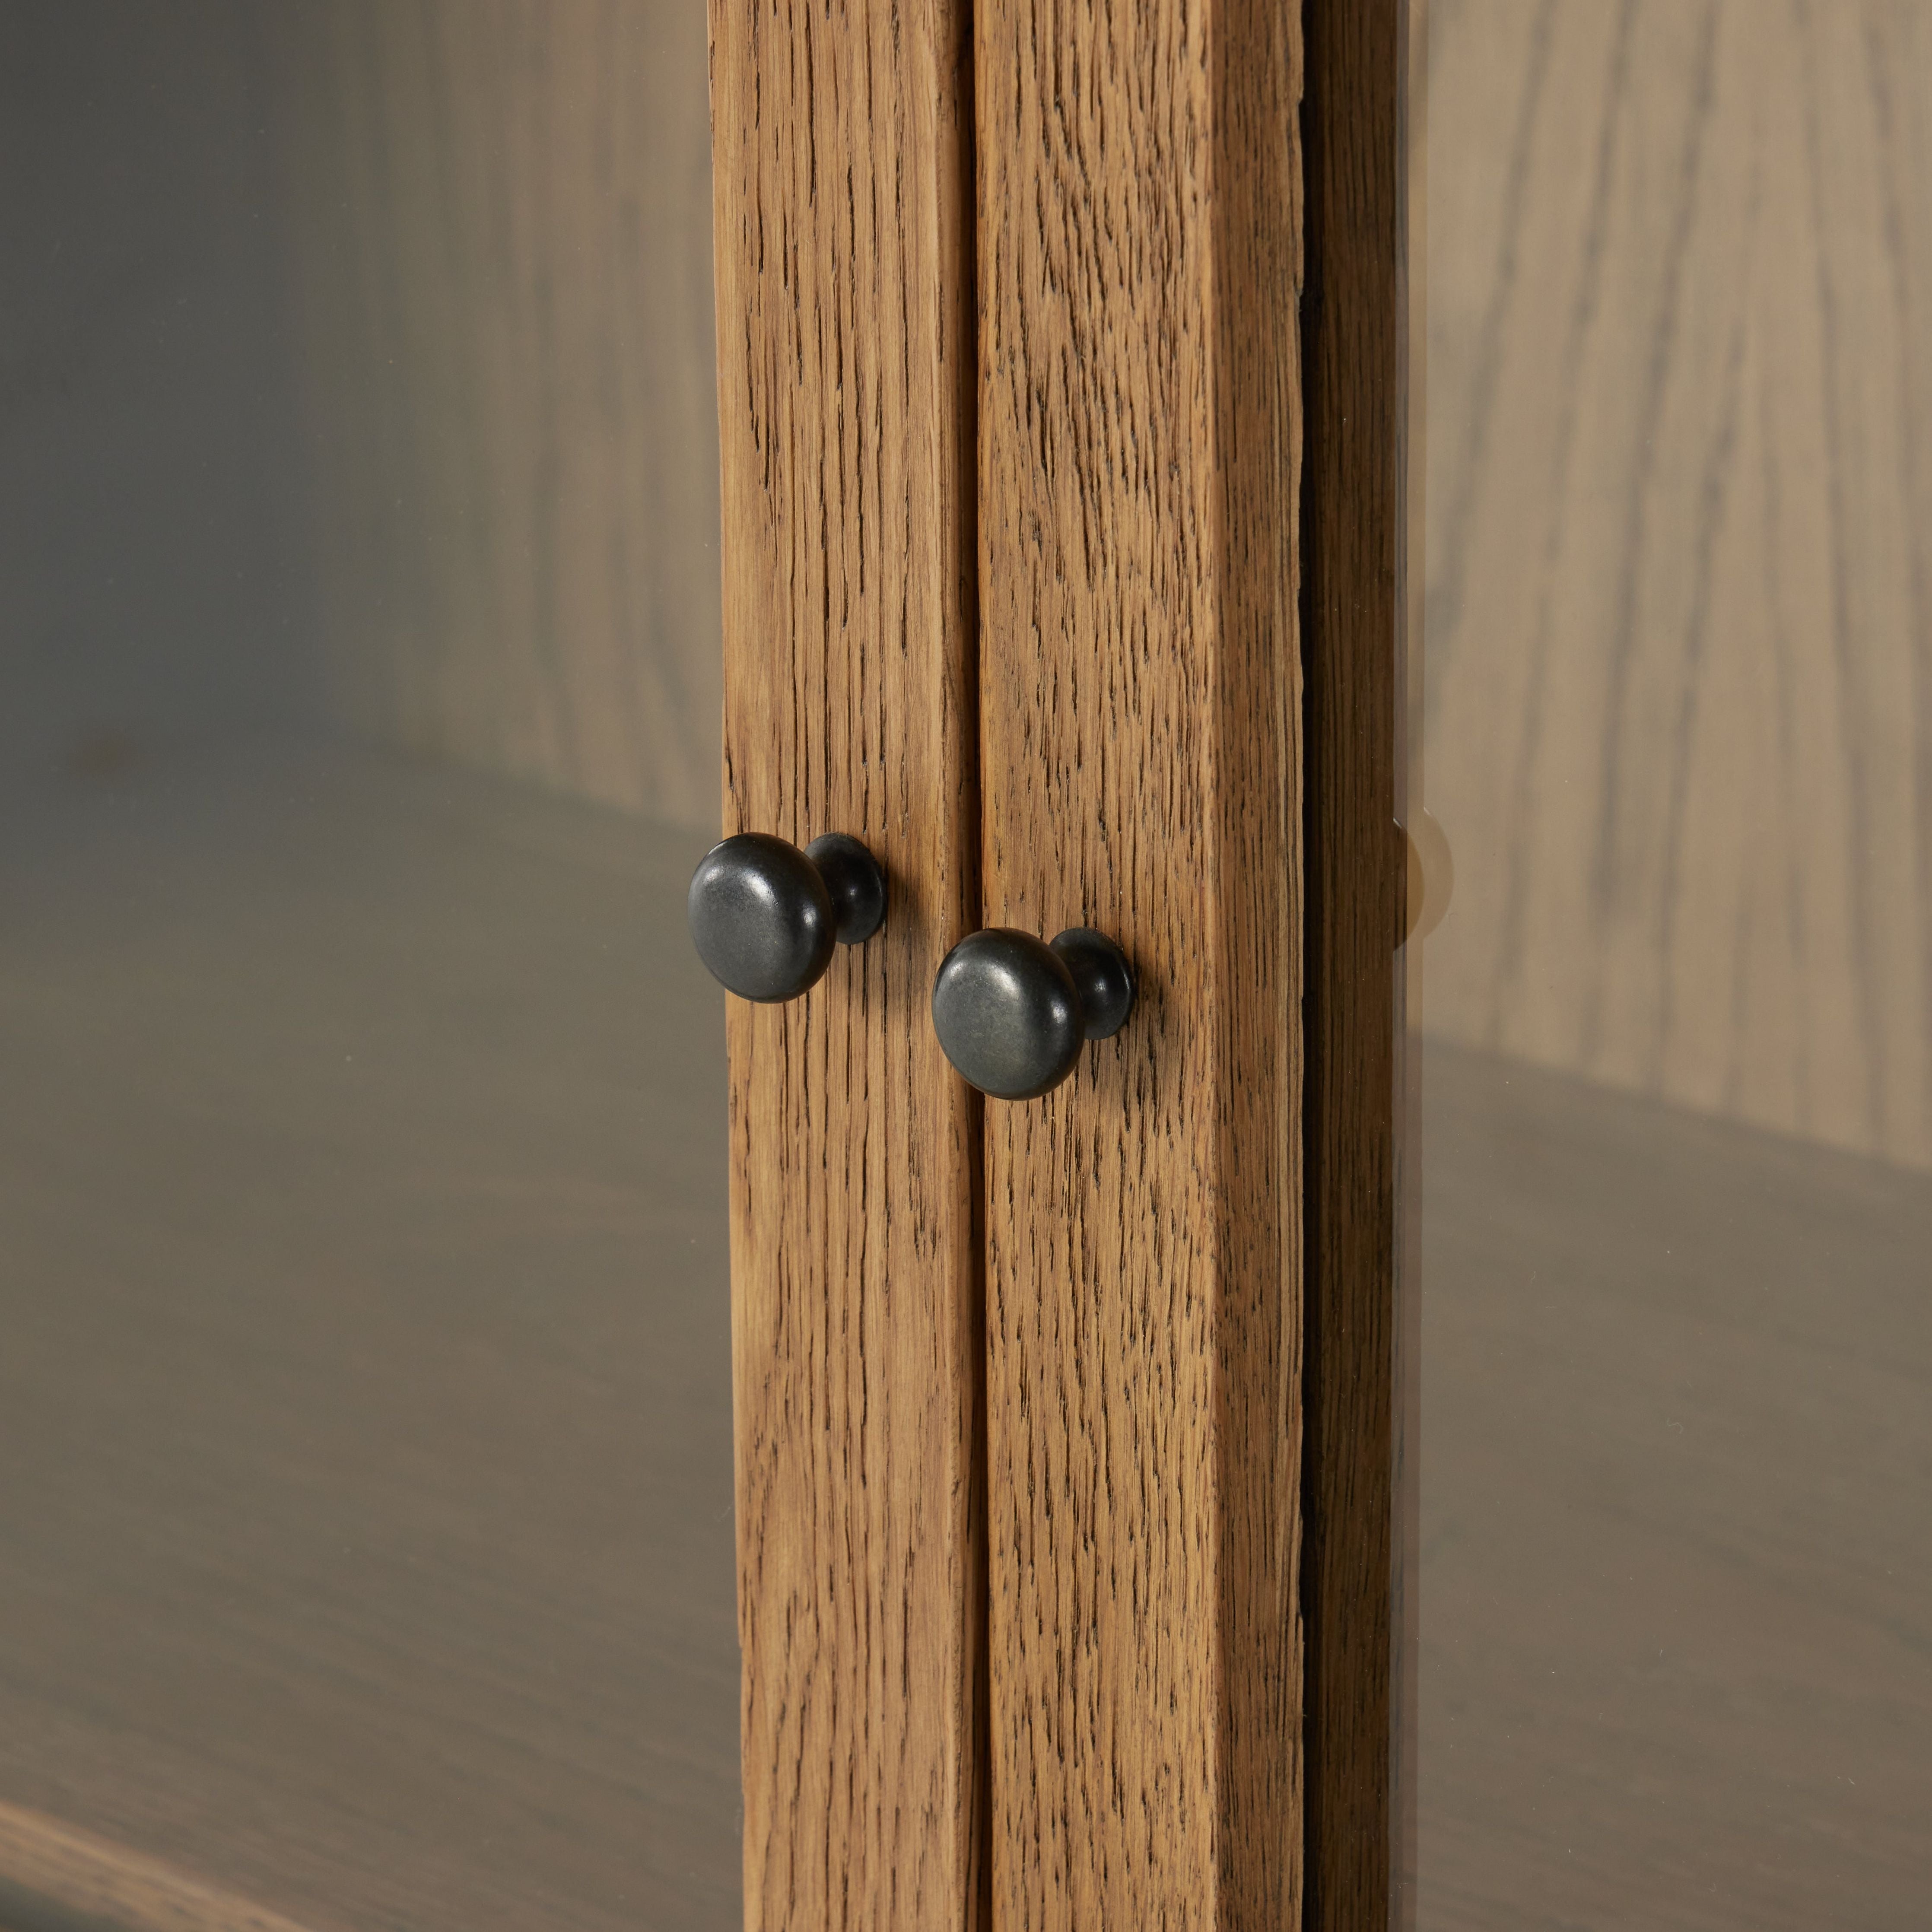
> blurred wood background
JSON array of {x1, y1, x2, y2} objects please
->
[
  {"x1": 1422, "y1": 0, "x2": 1932, "y2": 1170},
  {"x1": 270, "y1": 0, "x2": 723, "y2": 829}
]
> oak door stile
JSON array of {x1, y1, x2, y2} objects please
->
[
  {"x1": 707, "y1": 6, "x2": 984, "y2": 1930},
  {"x1": 975, "y1": 2, "x2": 1306, "y2": 1926}
]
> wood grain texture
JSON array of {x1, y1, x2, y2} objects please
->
[
  {"x1": 0, "y1": 1802, "x2": 318, "y2": 1932},
  {"x1": 271, "y1": 0, "x2": 723, "y2": 828},
  {"x1": 707, "y1": 6, "x2": 984, "y2": 1931},
  {"x1": 1422, "y1": 0, "x2": 1932, "y2": 1169},
  {"x1": 1301, "y1": 1, "x2": 1408, "y2": 1929},
  {"x1": 975, "y1": 2, "x2": 1303, "y2": 1925}
]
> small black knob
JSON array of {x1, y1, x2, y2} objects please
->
[
  {"x1": 931, "y1": 926, "x2": 1135, "y2": 1099},
  {"x1": 688, "y1": 831, "x2": 886, "y2": 1002}
]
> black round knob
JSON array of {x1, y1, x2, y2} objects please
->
[
  {"x1": 931, "y1": 925, "x2": 1135, "y2": 1100},
  {"x1": 688, "y1": 831, "x2": 886, "y2": 1002}
]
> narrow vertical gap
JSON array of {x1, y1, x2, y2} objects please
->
[
  {"x1": 1296, "y1": 7, "x2": 1335, "y2": 1907},
  {"x1": 948, "y1": 6, "x2": 994, "y2": 1926}
]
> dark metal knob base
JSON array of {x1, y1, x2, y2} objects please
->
[
  {"x1": 931, "y1": 925, "x2": 1135, "y2": 1100},
  {"x1": 688, "y1": 831, "x2": 886, "y2": 1003},
  {"x1": 1050, "y1": 927, "x2": 1135, "y2": 1041},
  {"x1": 805, "y1": 833, "x2": 887, "y2": 946}
]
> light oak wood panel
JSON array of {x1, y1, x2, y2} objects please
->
[
  {"x1": 271, "y1": 0, "x2": 722, "y2": 828},
  {"x1": 975, "y1": 2, "x2": 1303, "y2": 1925},
  {"x1": 1422, "y1": 0, "x2": 1932, "y2": 1169},
  {"x1": 707, "y1": 6, "x2": 984, "y2": 1931}
]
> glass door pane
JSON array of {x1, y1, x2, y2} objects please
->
[
  {"x1": 0, "y1": 6, "x2": 738, "y2": 1927},
  {"x1": 1415, "y1": 3, "x2": 1932, "y2": 1925}
]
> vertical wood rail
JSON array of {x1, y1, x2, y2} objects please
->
[
  {"x1": 1302, "y1": 0, "x2": 1407, "y2": 1927},
  {"x1": 976, "y1": 1, "x2": 1305, "y2": 1926},
  {"x1": 706, "y1": 6, "x2": 984, "y2": 1929}
]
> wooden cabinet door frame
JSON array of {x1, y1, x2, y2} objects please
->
[
  {"x1": 1302, "y1": 3, "x2": 1411, "y2": 1928},
  {"x1": 708, "y1": 1, "x2": 1405, "y2": 1925}
]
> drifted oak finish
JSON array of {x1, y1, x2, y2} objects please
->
[
  {"x1": 706, "y1": 6, "x2": 983, "y2": 1930},
  {"x1": 976, "y1": 2, "x2": 1306, "y2": 1927}
]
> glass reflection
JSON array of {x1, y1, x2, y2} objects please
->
[
  {"x1": 0, "y1": 5, "x2": 737, "y2": 1928},
  {"x1": 1416, "y1": 2, "x2": 1932, "y2": 1926}
]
